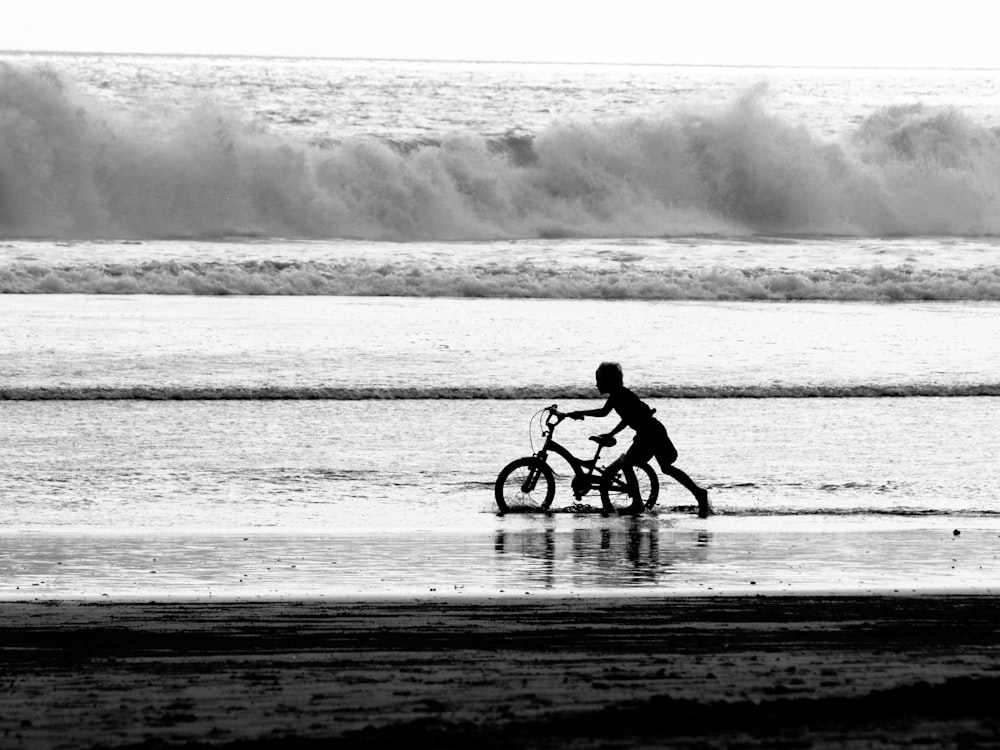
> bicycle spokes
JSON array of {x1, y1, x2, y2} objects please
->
[
  {"x1": 520, "y1": 466, "x2": 540, "y2": 493},
  {"x1": 495, "y1": 457, "x2": 556, "y2": 513}
]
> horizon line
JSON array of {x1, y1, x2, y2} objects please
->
[{"x1": 2, "y1": 48, "x2": 998, "y2": 73}]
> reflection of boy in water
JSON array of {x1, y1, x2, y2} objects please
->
[{"x1": 566, "y1": 362, "x2": 711, "y2": 518}]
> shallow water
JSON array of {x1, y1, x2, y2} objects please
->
[
  {"x1": 3, "y1": 296, "x2": 999, "y2": 395},
  {"x1": 3, "y1": 293, "x2": 999, "y2": 598},
  {"x1": 2, "y1": 396, "x2": 999, "y2": 598},
  {"x1": 3, "y1": 526, "x2": 996, "y2": 599},
  {"x1": 3, "y1": 398, "x2": 999, "y2": 533}
]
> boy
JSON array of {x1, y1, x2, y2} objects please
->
[{"x1": 566, "y1": 362, "x2": 711, "y2": 518}]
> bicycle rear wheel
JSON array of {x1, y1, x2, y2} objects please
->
[
  {"x1": 638, "y1": 463, "x2": 660, "y2": 510},
  {"x1": 495, "y1": 457, "x2": 556, "y2": 513},
  {"x1": 600, "y1": 463, "x2": 659, "y2": 514}
]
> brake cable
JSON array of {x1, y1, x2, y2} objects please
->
[{"x1": 528, "y1": 406, "x2": 547, "y2": 455}]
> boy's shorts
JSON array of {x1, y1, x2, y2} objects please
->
[{"x1": 624, "y1": 419, "x2": 679, "y2": 469}]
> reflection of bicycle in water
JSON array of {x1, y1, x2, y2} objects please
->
[{"x1": 495, "y1": 405, "x2": 660, "y2": 515}]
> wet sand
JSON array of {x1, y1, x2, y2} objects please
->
[{"x1": 2, "y1": 596, "x2": 999, "y2": 749}]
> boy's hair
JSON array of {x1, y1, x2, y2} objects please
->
[{"x1": 596, "y1": 361, "x2": 624, "y2": 388}]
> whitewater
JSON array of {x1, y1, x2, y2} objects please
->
[
  {"x1": 4, "y1": 57, "x2": 1000, "y2": 242},
  {"x1": 3, "y1": 56, "x2": 1000, "y2": 300},
  {"x1": 1, "y1": 54, "x2": 998, "y2": 597}
]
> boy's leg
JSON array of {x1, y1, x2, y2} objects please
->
[
  {"x1": 609, "y1": 440, "x2": 653, "y2": 516},
  {"x1": 621, "y1": 463, "x2": 644, "y2": 515},
  {"x1": 611, "y1": 452, "x2": 647, "y2": 516},
  {"x1": 660, "y1": 464, "x2": 699, "y2": 494},
  {"x1": 600, "y1": 455, "x2": 624, "y2": 515},
  {"x1": 657, "y1": 451, "x2": 712, "y2": 518}
]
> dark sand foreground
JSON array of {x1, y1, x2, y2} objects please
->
[{"x1": 2, "y1": 596, "x2": 999, "y2": 749}]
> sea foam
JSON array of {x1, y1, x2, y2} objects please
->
[
  {"x1": 4, "y1": 64, "x2": 1000, "y2": 242},
  {"x1": 3, "y1": 259, "x2": 1000, "y2": 300},
  {"x1": 3, "y1": 383, "x2": 999, "y2": 400}
]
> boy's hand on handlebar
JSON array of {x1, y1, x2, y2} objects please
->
[{"x1": 567, "y1": 411, "x2": 584, "y2": 420}]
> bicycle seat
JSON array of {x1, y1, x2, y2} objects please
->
[{"x1": 589, "y1": 434, "x2": 617, "y2": 448}]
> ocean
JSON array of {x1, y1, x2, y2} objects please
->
[{"x1": 1, "y1": 53, "x2": 998, "y2": 598}]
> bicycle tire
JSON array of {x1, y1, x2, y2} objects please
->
[
  {"x1": 639, "y1": 463, "x2": 661, "y2": 510},
  {"x1": 495, "y1": 457, "x2": 556, "y2": 513},
  {"x1": 599, "y1": 463, "x2": 659, "y2": 514}
]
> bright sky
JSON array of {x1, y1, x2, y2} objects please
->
[{"x1": 2, "y1": 0, "x2": 998, "y2": 68}]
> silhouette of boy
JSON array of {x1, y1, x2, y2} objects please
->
[{"x1": 567, "y1": 362, "x2": 711, "y2": 518}]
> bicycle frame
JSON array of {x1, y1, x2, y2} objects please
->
[
  {"x1": 496, "y1": 404, "x2": 657, "y2": 514},
  {"x1": 533, "y1": 406, "x2": 613, "y2": 500}
]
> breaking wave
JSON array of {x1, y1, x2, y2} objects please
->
[
  {"x1": 4, "y1": 384, "x2": 999, "y2": 400},
  {"x1": 4, "y1": 64, "x2": 1000, "y2": 242},
  {"x1": 3, "y1": 259, "x2": 1000, "y2": 300}
]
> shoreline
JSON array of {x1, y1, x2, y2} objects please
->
[
  {"x1": 3, "y1": 595, "x2": 999, "y2": 748},
  {"x1": 3, "y1": 524, "x2": 996, "y2": 600},
  {"x1": 5, "y1": 590, "x2": 1000, "y2": 603}
]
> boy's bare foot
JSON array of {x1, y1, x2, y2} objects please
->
[
  {"x1": 618, "y1": 502, "x2": 644, "y2": 517},
  {"x1": 696, "y1": 488, "x2": 712, "y2": 518}
]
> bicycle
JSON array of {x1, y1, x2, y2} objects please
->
[{"x1": 495, "y1": 405, "x2": 659, "y2": 515}]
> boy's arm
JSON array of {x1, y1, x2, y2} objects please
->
[
  {"x1": 606, "y1": 419, "x2": 627, "y2": 436},
  {"x1": 566, "y1": 398, "x2": 613, "y2": 420}
]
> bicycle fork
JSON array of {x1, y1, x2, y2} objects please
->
[
  {"x1": 520, "y1": 465, "x2": 542, "y2": 494},
  {"x1": 522, "y1": 450, "x2": 548, "y2": 494}
]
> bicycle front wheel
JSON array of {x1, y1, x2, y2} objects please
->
[
  {"x1": 495, "y1": 457, "x2": 556, "y2": 513},
  {"x1": 600, "y1": 463, "x2": 659, "y2": 514}
]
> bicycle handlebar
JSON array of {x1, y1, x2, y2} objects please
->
[{"x1": 543, "y1": 405, "x2": 568, "y2": 431}]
